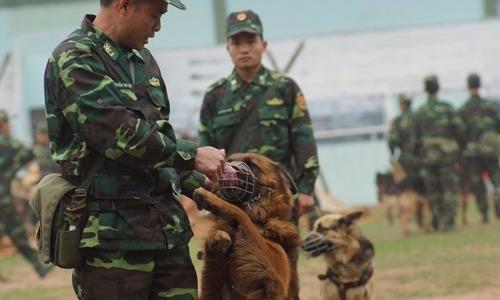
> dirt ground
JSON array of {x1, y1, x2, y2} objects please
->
[{"x1": 1, "y1": 200, "x2": 500, "y2": 300}]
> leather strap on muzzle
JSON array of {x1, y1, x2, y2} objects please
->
[
  {"x1": 301, "y1": 231, "x2": 335, "y2": 257},
  {"x1": 219, "y1": 161, "x2": 261, "y2": 205}
]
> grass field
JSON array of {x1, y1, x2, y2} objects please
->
[{"x1": 1, "y1": 205, "x2": 499, "y2": 300}]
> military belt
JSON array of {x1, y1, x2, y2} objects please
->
[{"x1": 86, "y1": 197, "x2": 167, "y2": 211}]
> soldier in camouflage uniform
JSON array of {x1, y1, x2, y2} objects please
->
[
  {"x1": 198, "y1": 10, "x2": 319, "y2": 300},
  {"x1": 459, "y1": 73, "x2": 500, "y2": 223},
  {"x1": 388, "y1": 94, "x2": 418, "y2": 186},
  {"x1": 198, "y1": 10, "x2": 319, "y2": 218},
  {"x1": 44, "y1": 1, "x2": 226, "y2": 299},
  {"x1": 0, "y1": 110, "x2": 53, "y2": 278},
  {"x1": 413, "y1": 75, "x2": 464, "y2": 231},
  {"x1": 33, "y1": 121, "x2": 59, "y2": 177}
]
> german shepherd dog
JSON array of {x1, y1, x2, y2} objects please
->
[
  {"x1": 193, "y1": 153, "x2": 300, "y2": 300},
  {"x1": 376, "y1": 161, "x2": 431, "y2": 235},
  {"x1": 302, "y1": 212, "x2": 375, "y2": 300}
]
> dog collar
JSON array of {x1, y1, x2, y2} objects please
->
[{"x1": 319, "y1": 266, "x2": 374, "y2": 300}]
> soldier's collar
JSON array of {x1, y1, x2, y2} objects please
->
[
  {"x1": 229, "y1": 66, "x2": 270, "y2": 91},
  {"x1": 81, "y1": 15, "x2": 145, "y2": 64},
  {"x1": 427, "y1": 96, "x2": 439, "y2": 103}
]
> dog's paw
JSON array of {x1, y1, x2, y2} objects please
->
[
  {"x1": 193, "y1": 188, "x2": 208, "y2": 210},
  {"x1": 205, "y1": 230, "x2": 232, "y2": 255},
  {"x1": 193, "y1": 188, "x2": 225, "y2": 216}
]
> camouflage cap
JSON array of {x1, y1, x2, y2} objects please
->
[
  {"x1": 398, "y1": 93, "x2": 412, "y2": 105},
  {"x1": 35, "y1": 121, "x2": 48, "y2": 134},
  {"x1": 164, "y1": 0, "x2": 186, "y2": 10},
  {"x1": 467, "y1": 73, "x2": 481, "y2": 88},
  {"x1": 424, "y1": 74, "x2": 439, "y2": 93},
  {"x1": 424, "y1": 74, "x2": 439, "y2": 86},
  {"x1": 226, "y1": 10, "x2": 263, "y2": 38},
  {"x1": 0, "y1": 109, "x2": 8, "y2": 123}
]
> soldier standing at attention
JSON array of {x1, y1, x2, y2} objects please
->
[
  {"x1": 414, "y1": 75, "x2": 464, "y2": 231},
  {"x1": 388, "y1": 94, "x2": 418, "y2": 185},
  {"x1": 459, "y1": 73, "x2": 500, "y2": 223},
  {"x1": 198, "y1": 10, "x2": 320, "y2": 299},
  {"x1": 44, "y1": 0, "x2": 226, "y2": 299},
  {"x1": 33, "y1": 121, "x2": 59, "y2": 177},
  {"x1": 0, "y1": 110, "x2": 53, "y2": 278}
]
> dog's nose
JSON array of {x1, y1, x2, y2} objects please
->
[
  {"x1": 301, "y1": 231, "x2": 335, "y2": 257},
  {"x1": 300, "y1": 231, "x2": 333, "y2": 257}
]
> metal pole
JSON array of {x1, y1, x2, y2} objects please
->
[
  {"x1": 213, "y1": 0, "x2": 227, "y2": 44},
  {"x1": 484, "y1": 0, "x2": 498, "y2": 18}
]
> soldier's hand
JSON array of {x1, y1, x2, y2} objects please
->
[
  {"x1": 296, "y1": 193, "x2": 314, "y2": 217},
  {"x1": 203, "y1": 177, "x2": 218, "y2": 192},
  {"x1": 194, "y1": 147, "x2": 226, "y2": 182}
]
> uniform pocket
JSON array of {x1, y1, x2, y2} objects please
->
[
  {"x1": 213, "y1": 112, "x2": 240, "y2": 148},
  {"x1": 146, "y1": 87, "x2": 168, "y2": 108},
  {"x1": 162, "y1": 199, "x2": 193, "y2": 249},
  {"x1": 258, "y1": 105, "x2": 290, "y2": 156}
]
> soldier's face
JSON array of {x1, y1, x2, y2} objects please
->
[
  {"x1": 121, "y1": 0, "x2": 167, "y2": 50},
  {"x1": 36, "y1": 132, "x2": 49, "y2": 145},
  {"x1": 227, "y1": 33, "x2": 267, "y2": 70},
  {"x1": 0, "y1": 122, "x2": 10, "y2": 136}
]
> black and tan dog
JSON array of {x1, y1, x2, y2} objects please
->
[
  {"x1": 302, "y1": 211, "x2": 375, "y2": 300},
  {"x1": 193, "y1": 153, "x2": 300, "y2": 300}
]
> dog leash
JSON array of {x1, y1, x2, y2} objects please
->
[{"x1": 318, "y1": 267, "x2": 374, "y2": 300}]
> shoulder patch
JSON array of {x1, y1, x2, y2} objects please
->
[
  {"x1": 206, "y1": 78, "x2": 227, "y2": 94},
  {"x1": 296, "y1": 92, "x2": 308, "y2": 112}
]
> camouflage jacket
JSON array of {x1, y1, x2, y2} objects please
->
[
  {"x1": 0, "y1": 133, "x2": 35, "y2": 206},
  {"x1": 388, "y1": 109, "x2": 416, "y2": 160},
  {"x1": 459, "y1": 95, "x2": 500, "y2": 149},
  {"x1": 413, "y1": 96, "x2": 464, "y2": 164},
  {"x1": 198, "y1": 66, "x2": 319, "y2": 195},
  {"x1": 44, "y1": 15, "x2": 204, "y2": 250}
]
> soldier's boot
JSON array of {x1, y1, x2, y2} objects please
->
[
  {"x1": 442, "y1": 217, "x2": 455, "y2": 232},
  {"x1": 35, "y1": 263, "x2": 54, "y2": 278},
  {"x1": 495, "y1": 201, "x2": 500, "y2": 220},
  {"x1": 431, "y1": 215, "x2": 440, "y2": 231},
  {"x1": 481, "y1": 213, "x2": 489, "y2": 224}
]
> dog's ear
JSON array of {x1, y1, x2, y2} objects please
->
[
  {"x1": 275, "y1": 163, "x2": 298, "y2": 195},
  {"x1": 344, "y1": 211, "x2": 364, "y2": 226}
]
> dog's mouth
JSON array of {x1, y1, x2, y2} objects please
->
[
  {"x1": 218, "y1": 161, "x2": 263, "y2": 206},
  {"x1": 301, "y1": 231, "x2": 335, "y2": 257}
]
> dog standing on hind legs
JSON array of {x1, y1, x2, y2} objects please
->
[
  {"x1": 302, "y1": 211, "x2": 375, "y2": 300},
  {"x1": 194, "y1": 153, "x2": 301, "y2": 300}
]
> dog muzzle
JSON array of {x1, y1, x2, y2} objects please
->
[
  {"x1": 219, "y1": 161, "x2": 261, "y2": 205},
  {"x1": 301, "y1": 231, "x2": 335, "y2": 257}
]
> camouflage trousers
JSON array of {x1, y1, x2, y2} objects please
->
[
  {"x1": 0, "y1": 200, "x2": 50, "y2": 277},
  {"x1": 420, "y1": 165, "x2": 459, "y2": 231},
  {"x1": 462, "y1": 157, "x2": 500, "y2": 221},
  {"x1": 73, "y1": 245, "x2": 198, "y2": 300}
]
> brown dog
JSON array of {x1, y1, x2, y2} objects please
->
[
  {"x1": 193, "y1": 153, "x2": 300, "y2": 300},
  {"x1": 302, "y1": 212, "x2": 375, "y2": 300}
]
